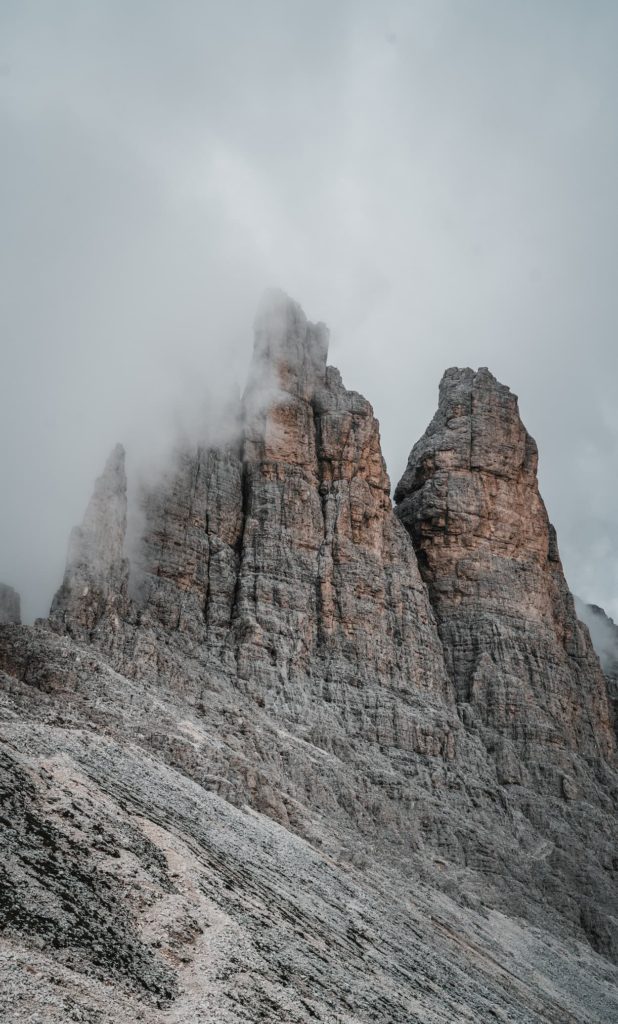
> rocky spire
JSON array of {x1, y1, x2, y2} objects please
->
[
  {"x1": 224, "y1": 291, "x2": 448, "y2": 694},
  {"x1": 0, "y1": 583, "x2": 21, "y2": 626},
  {"x1": 395, "y1": 367, "x2": 615, "y2": 761},
  {"x1": 50, "y1": 443, "x2": 129, "y2": 640},
  {"x1": 250, "y1": 288, "x2": 329, "y2": 400},
  {"x1": 134, "y1": 291, "x2": 448, "y2": 697},
  {"x1": 241, "y1": 291, "x2": 328, "y2": 472}
]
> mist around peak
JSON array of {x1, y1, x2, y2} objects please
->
[{"x1": 2, "y1": 3, "x2": 617, "y2": 623}]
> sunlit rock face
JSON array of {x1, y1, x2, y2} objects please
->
[
  {"x1": 1, "y1": 297, "x2": 617, "y2": 1022},
  {"x1": 395, "y1": 366, "x2": 614, "y2": 762}
]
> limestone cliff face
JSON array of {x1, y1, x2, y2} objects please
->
[
  {"x1": 395, "y1": 367, "x2": 615, "y2": 764},
  {"x1": 235, "y1": 292, "x2": 446, "y2": 695},
  {"x1": 135, "y1": 291, "x2": 447, "y2": 698},
  {"x1": 134, "y1": 442, "x2": 245, "y2": 654}
]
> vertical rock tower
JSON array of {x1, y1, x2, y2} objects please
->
[
  {"x1": 232, "y1": 291, "x2": 447, "y2": 693},
  {"x1": 395, "y1": 367, "x2": 614, "y2": 763}
]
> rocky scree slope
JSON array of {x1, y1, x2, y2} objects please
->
[{"x1": 0, "y1": 292, "x2": 617, "y2": 1023}]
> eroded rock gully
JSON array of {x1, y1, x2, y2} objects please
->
[{"x1": 1, "y1": 293, "x2": 617, "y2": 1023}]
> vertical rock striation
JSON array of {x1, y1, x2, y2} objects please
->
[
  {"x1": 394, "y1": 367, "x2": 615, "y2": 764},
  {"x1": 135, "y1": 441, "x2": 244, "y2": 653},
  {"x1": 232, "y1": 291, "x2": 447, "y2": 695}
]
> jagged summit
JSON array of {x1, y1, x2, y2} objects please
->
[
  {"x1": 243, "y1": 290, "x2": 328, "y2": 440},
  {"x1": 395, "y1": 365, "x2": 614, "y2": 759},
  {"x1": 394, "y1": 366, "x2": 536, "y2": 500},
  {"x1": 251, "y1": 288, "x2": 329, "y2": 400},
  {"x1": 0, "y1": 297, "x2": 617, "y2": 1021}
]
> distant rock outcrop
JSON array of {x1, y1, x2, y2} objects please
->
[
  {"x1": 576, "y1": 597, "x2": 618, "y2": 736},
  {"x1": 0, "y1": 583, "x2": 20, "y2": 625},
  {"x1": 49, "y1": 443, "x2": 129, "y2": 650}
]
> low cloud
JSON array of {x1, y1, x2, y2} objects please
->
[{"x1": 1, "y1": 2, "x2": 617, "y2": 622}]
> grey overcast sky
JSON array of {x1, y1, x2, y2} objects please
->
[{"x1": 1, "y1": 1, "x2": 617, "y2": 623}]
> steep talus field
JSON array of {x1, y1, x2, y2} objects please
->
[{"x1": 1, "y1": 292, "x2": 616, "y2": 1022}]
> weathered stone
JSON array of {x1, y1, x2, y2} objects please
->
[
  {"x1": 395, "y1": 367, "x2": 614, "y2": 763},
  {"x1": 135, "y1": 441, "x2": 244, "y2": 650},
  {"x1": 393, "y1": 366, "x2": 618, "y2": 961},
  {"x1": 233, "y1": 291, "x2": 448, "y2": 696},
  {"x1": 131, "y1": 291, "x2": 448, "y2": 703}
]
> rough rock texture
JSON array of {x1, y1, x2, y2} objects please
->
[
  {"x1": 134, "y1": 291, "x2": 447, "y2": 700},
  {"x1": 0, "y1": 584, "x2": 20, "y2": 625},
  {"x1": 1, "y1": 298, "x2": 617, "y2": 1022},
  {"x1": 395, "y1": 367, "x2": 614, "y2": 760},
  {"x1": 2, "y1": 641, "x2": 617, "y2": 1024},
  {"x1": 393, "y1": 365, "x2": 618, "y2": 957}
]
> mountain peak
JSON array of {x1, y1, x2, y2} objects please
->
[
  {"x1": 395, "y1": 366, "x2": 614, "y2": 759},
  {"x1": 249, "y1": 289, "x2": 329, "y2": 402}
]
